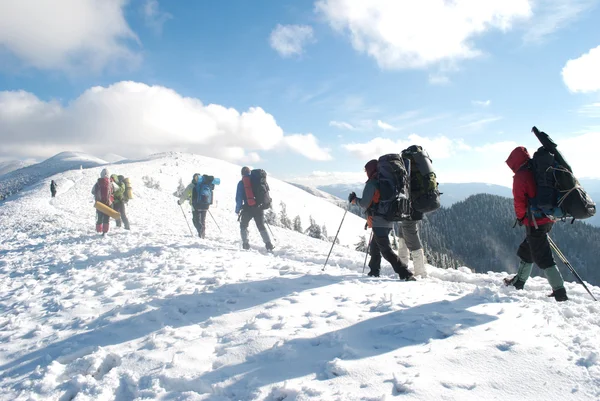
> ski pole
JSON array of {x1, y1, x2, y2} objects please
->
[
  {"x1": 266, "y1": 222, "x2": 277, "y2": 242},
  {"x1": 323, "y1": 208, "x2": 348, "y2": 271},
  {"x1": 362, "y1": 230, "x2": 373, "y2": 274},
  {"x1": 548, "y1": 236, "x2": 597, "y2": 301},
  {"x1": 207, "y1": 210, "x2": 222, "y2": 233},
  {"x1": 179, "y1": 204, "x2": 194, "y2": 237}
]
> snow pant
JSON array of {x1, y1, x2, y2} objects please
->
[
  {"x1": 397, "y1": 220, "x2": 422, "y2": 251},
  {"x1": 517, "y1": 223, "x2": 555, "y2": 269},
  {"x1": 369, "y1": 227, "x2": 413, "y2": 279},
  {"x1": 96, "y1": 209, "x2": 110, "y2": 233},
  {"x1": 192, "y1": 208, "x2": 207, "y2": 238},
  {"x1": 240, "y1": 207, "x2": 271, "y2": 246},
  {"x1": 51, "y1": 190, "x2": 56, "y2": 198},
  {"x1": 113, "y1": 201, "x2": 130, "y2": 230}
]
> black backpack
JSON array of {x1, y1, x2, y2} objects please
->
[
  {"x1": 530, "y1": 127, "x2": 596, "y2": 221},
  {"x1": 376, "y1": 154, "x2": 411, "y2": 221},
  {"x1": 194, "y1": 175, "x2": 215, "y2": 209},
  {"x1": 250, "y1": 169, "x2": 272, "y2": 210},
  {"x1": 401, "y1": 145, "x2": 440, "y2": 213}
]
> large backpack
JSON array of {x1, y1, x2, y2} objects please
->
[
  {"x1": 95, "y1": 177, "x2": 113, "y2": 204},
  {"x1": 194, "y1": 175, "x2": 215, "y2": 209},
  {"x1": 243, "y1": 169, "x2": 272, "y2": 210},
  {"x1": 529, "y1": 127, "x2": 596, "y2": 221},
  {"x1": 376, "y1": 154, "x2": 411, "y2": 221},
  {"x1": 401, "y1": 145, "x2": 441, "y2": 213}
]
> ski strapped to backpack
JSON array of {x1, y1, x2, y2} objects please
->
[
  {"x1": 194, "y1": 174, "x2": 220, "y2": 209},
  {"x1": 401, "y1": 145, "x2": 441, "y2": 213},
  {"x1": 530, "y1": 126, "x2": 596, "y2": 222},
  {"x1": 376, "y1": 154, "x2": 411, "y2": 221}
]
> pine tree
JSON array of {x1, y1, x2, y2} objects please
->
[
  {"x1": 279, "y1": 201, "x2": 292, "y2": 229},
  {"x1": 173, "y1": 178, "x2": 186, "y2": 198},
  {"x1": 305, "y1": 216, "x2": 322, "y2": 239},
  {"x1": 265, "y1": 208, "x2": 277, "y2": 226},
  {"x1": 355, "y1": 235, "x2": 367, "y2": 252},
  {"x1": 321, "y1": 224, "x2": 328, "y2": 240},
  {"x1": 293, "y1": 215, "x2": 303, "y2": 233}
]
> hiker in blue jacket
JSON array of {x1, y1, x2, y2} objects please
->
[{"x1": 235, "y1": 166, "x2": 273, "y2": 251}]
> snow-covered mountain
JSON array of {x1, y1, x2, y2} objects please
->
[
  {"x1": 287, "y1": 182, "x2": 343, "y2": 203},
  {"x1": 0, "y1": 160, "x2": 35, "y2": 176},
  {"x1": 0, "y1": 152, "x2": 599, "y2": 401},
  {"x1": 0, "y1": 151, "x2": 108, "y2": 201}
]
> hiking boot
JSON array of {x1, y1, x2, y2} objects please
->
[
  {"x1": 242, "y1": 242, "x2": 250, "y2": 250},
  {"x1": 367, "y1": 269, "x2": 380, "y2": 277},
  {"x1": 265, "y1": 242, "x2": 274, "y2": 251},
  {"x1": 548, "y1": 287, "x2": 568, "y2": 302},
  {"x1": 404, "y1": 275, "x2": 417, "y2": 282},
  {"x1": 504, "y1": 275, "x2": 525, "y2": 290}
]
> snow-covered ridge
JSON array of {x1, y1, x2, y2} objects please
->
[{"x1": 0, "y1": 151, "x2": 599, "y2": 401}]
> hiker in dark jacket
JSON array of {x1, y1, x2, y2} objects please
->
[
  {"x1": 504, "y1": 146, "x2": 568, "y2": 302},
  {"x1": 178, "y1": 173, "x2": 220, "y2": 238},
  {"x1": 235, "y1": 166, "x2": 273, "y2": 251},
  {"x1": 111, "y1": 174, "x2": 130, "y2": 230},
  {"x1": 349, "y1": 159, "x2": 415, "y2": 281},
  {"x1": 50, "y1": 180, "x2": 57, "y2": 197}
]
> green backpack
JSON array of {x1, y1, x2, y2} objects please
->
[{"x1": 401, "y1": 145, "x2": 441, "y2": 213}]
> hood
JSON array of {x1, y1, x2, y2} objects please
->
[
  {"x1": 192, "y1": 173, "x2": 200, "y2": 184},
  {"x1": 506, "y1": 146, "x2": 531, "y2": 173},
  {"x1": 364, "y1": 159, "x2": 378, "y2": 180},
  {"x1": 100, "y1": 168, "x2": 110, "y2": 178},
  {"x1": 110, "y1": 174, "x2": 119, "y2": 182}
]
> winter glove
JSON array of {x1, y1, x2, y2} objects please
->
[
  {"x1": 348, "y1": 192, "x2": 357, "y2": 203},
  {"x1": 177, "y1": 199, "x2": 182, "y2": 205}
]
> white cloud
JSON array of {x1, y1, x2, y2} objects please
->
[
  {"x1": 472, "y1": 100, "x2": 491, "y2": 107},
  {"x1": 315, "y1": 0, "x2": 531, "y2": 69},
  {"x1": 269, "y1": 24, "x2": 315, "y2": 57},
  {"x1": 460, "y1": 116, "x2": 503, "y2": 130},
  {"x1": 143, "y1": 0, "x2": 172, "y2": 34},
  {"x1": 377, "y1": 120, "x2": 398, "y2": 131},
  {"x1": 523, "y1": 0, "x2": 597, "y2": 43},
  {"x1": 329, "y1": 120, "x2": 356, "y2": 130},
  {"x1": 0, "y1": 82, "x2": 331, "y2": 163},
  {"x1": 343, "y1": 135, "x2": 470, "y2": 160},
  {"x1": 429, "y1": 74, "x2": 451, "y2": 85},
  {"x1": 562, "y1": 45, "x2": 600, "y2": 93},
  {"x1": 578, "y1": 103, "x2": 600, "y2": 117},
  {"x1": 289, "y1": 170, "x2": 365, "y2": 186},
  {"x1": 281, "y1": 134, "x2": 332, "y2": 161},
  {"x1": 0, "y1": 0, "x2": 140, "y2": 73}
]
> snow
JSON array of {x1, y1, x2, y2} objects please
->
[
  {"x1": 0, "y1": 160, "x2": 34, "y2": 177},
  {"x1": 1, "y1": 152, "x2": 599, "y2": 401},
  {"x1": 286, "y1": 182, "x2": 343, "y2": 203}
]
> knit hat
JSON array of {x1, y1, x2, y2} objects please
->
[{"x1": 364, "y1": 159, "x2": 378, "y2": 179}]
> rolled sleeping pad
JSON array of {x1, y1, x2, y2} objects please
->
[
  {"x1": 94, "y1": 201, "x2": 121, "y2": 220},
  {"x1": 124, "y1": 177, "x2": 133, "y2": 200}
]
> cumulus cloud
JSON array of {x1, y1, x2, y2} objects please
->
[
  {"x1": 343, "y1": 135, "x2": 470, "y2": 160},
  {"x1": 0, "y1": 81, "x2": 331, "y2": 163},
  {"x1": 269, "y1": 24, "x2": 315, "y2": 57},
  {"x1": 281, "y1": 134, "x2": 332, "y2": 161},
  {"x1": 143, "y1": 0, "x2": 172, "y2": 34},
  {"x1": 562, "y1": 45, "x2": 600, "y2": 93},
  {"x1": 377, "y1": 120, "x2": 398, "y2": 131},
  {"x1": 329, "y1": 120, "x2": 356, "y2": 130},
  {"x1": 315, "y1": 0, "x2": 531, "y2": 69},
  {"x1": 0, "y1": 0, "x2": 140, "y2": 72}
]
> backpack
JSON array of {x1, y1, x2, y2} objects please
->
[
  {"x1": 194, "y1": 175, "x2": 215, "y2": 209},
  {"x1": 95, "y1": 177, "x2": 113, "y2": 204},
  {"x1": 246, "y1": 169, "x2": 272, "y2": 210},
  {"x1": 376, "y1": 154, "x2": 411, "y2": 221},
  {"x1": 529, "y1": 127, "x2": 596, "y2": 221},
  {"x1": 401, "y1": 145, "x2": 441, "y2": 213}
]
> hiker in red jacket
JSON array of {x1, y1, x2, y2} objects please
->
[
  {"x1": 504, "y1": 146, "x2": 568, "y2": 301},
  {"x1": 91, "y1": 168, "x2": 114, "y2": 235}
]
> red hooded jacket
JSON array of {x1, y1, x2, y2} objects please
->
[{"x1": 506, "y1": 147, "x2": 553, "y2": 227}]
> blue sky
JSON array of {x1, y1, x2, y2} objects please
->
[{"x1": 1, "y1": 0, "x2": 600, "y2": 186}]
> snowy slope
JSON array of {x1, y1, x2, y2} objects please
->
[
  {"x1": 1, "y1": 152, "x2": 599, "y2": 401},
  {"x1": 0, "y1": 160, "x2": 34, "y2": 176},
  {"x1": 0, "y1": 151, "x2": 108, "y2": 201},
  {"x1": 286, "y1": 182, "x2": 343, "y2": 203}
]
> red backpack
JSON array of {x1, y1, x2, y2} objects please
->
[{"x1": 95, "y1": 178, "x2": 113, "y2": 204}]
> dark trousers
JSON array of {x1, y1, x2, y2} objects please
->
[
  {"x1": 193, "y1": 209, "x2": 207, "y2": 238},
  {"x1": 51, "y1": 191, "x2": 56, "y2": 198},
  {"x1": 240, "y1": 207, "x2": 266, "y2": 232},
  {"x1": 517, "y1": 223, "x2": 556, "y2": 269},
  {"x1": 369, "y1": 227, "x2": 412, "y2": 279},
  {"x1": 96, "y1": 210, "x2": 110, "y2": 233},
  {"x1": 113, "y1": 201, "x2": 130, "y2": 229}
]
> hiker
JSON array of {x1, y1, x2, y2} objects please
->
[
  {"x1": 178, "y1": 173, "x2": 220, "y2": 238},
  {"x1": 504, "y1": 146, "x2": 568, "y2": 302},
  {"x1": 395, "y1": 218, "x2": 427, "y2": 278},
  {"x1": 50, "y1": 180, "x2": 57, "y2": 197},
  {"x1": 235, "y1": 166, "x2": 274, "y2": 251},
  {"x1": 349, "y1": 159, "x2": 415, "y2": 281},
  {"x1": 91, "y1": 168, "x2": 114, "y2": 235},
  {"x1": 111, "y1": 174, "x2": 130, "y2": 230}
]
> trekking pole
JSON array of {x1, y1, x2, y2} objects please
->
[
  {"x1": 207, "y1": 210, "x2": 222, "y2": 233},
  {"x1": 362, "y1": 230, "x2": 373, "y2": 274},
  {"x1": 548, "y1": 236, "x2": 597, "y2": 301},
  {"x1": 323, "y1": 208, "x2": 348, "y2": 271},
  {"x1": 179, "y1": 204, "x2": 194, "y2": 237},
  {"x1": 266, "y1": 222, "x2": 277, "y2": 242}
]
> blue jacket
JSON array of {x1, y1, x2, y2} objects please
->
[{"x1": 235, "y1": 176, "x2": 249, "y2": 214}]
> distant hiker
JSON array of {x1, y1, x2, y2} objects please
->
[
  {"x1": 235, "y1": 166, "x2": 274, "y2": 251},
  {"x1": 111, "y1": 174, "x2": 130, "y2": 230},
  {"x1": 349, "y1": 159, "x2": 415, "y2": 281},
  {"x1": 91, "y1": 168, "x2": 114, "y2": 235},
  {"x1": 504, "y1": 146, "x2": 568, "y2": 302},
  {"x1": 50, "y1": 180, "x2": 57, "y2": 198},
  {"x1": 178, "y1": 173, "x2": 220, "y2": 238}
]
